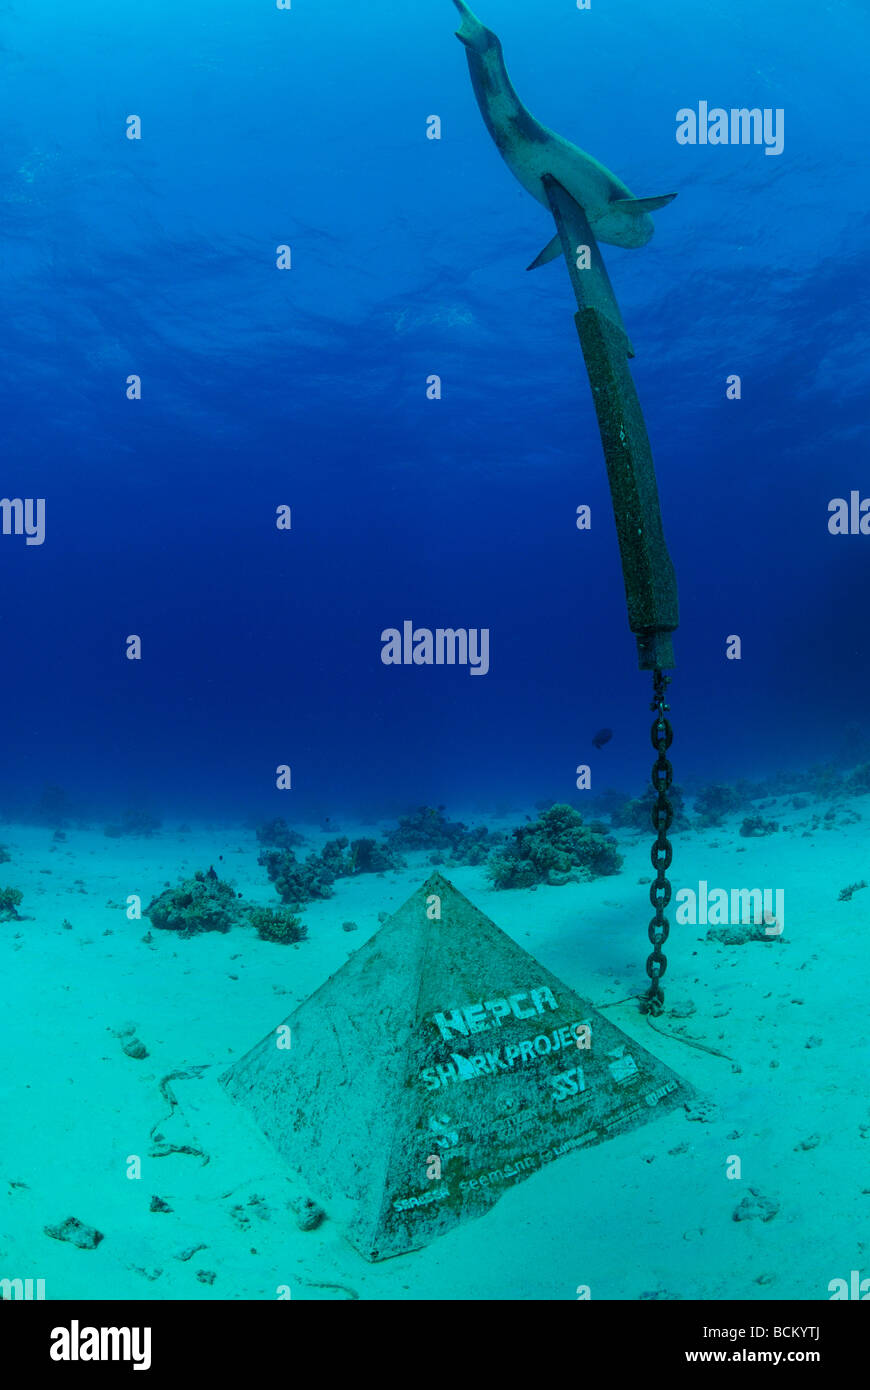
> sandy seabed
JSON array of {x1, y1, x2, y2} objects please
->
[{"x1": 1, "y1": 792, "x2": 867, "y2": 1301}]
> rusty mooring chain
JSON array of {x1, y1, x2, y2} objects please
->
[{"x1": 640, "y1": 668, "x2": 673, "y2": 1016}]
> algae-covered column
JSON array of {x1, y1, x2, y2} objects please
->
[{"x1": 543, "y1": 176, "x2": 678, "y2": 671}]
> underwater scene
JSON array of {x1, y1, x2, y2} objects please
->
[{"x1": 2, "y1": 0, "x2": 869, "y2": 1316}]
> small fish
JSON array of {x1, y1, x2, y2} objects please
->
[{"x1": 592, "y1": 728, "x2": 613, "y2": 749}]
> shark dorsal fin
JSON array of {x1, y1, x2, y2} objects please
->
[
  {"x1": 526, "y1": 233, "x2": 563, "y2": 271},
  {"x1": 611, "y1": 193, "x2": 677, "y2": 214}
]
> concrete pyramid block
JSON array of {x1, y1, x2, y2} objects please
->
[{"x1": 220, "y1": 872, "x2": 694, "y2": 1261}]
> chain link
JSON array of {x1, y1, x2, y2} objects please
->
[{"x1": 640, "y1": 668, "x2": 673, "y2": 1016}]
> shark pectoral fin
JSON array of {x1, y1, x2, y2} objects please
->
[
  {"x1": 526, "y1": 233, "x2": 563, "y2": 271},
  {"x1": 612, "y1": 193, "x2": 678, "y2": 214}
]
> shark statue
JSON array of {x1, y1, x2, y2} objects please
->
[{"x1": 452, "y1": 0, "x2": 676, "y2": 267}]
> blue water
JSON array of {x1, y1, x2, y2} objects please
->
[{"x1": 3, "y1": 0, "x2": 868, "y2": 823}]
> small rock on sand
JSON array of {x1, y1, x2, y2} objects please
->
[
  {"x1": 44, "y1": 1216, "x2": 104, "y2": 1249},
  {"x1": 733, "y1": 1189, "x2": 779, "y2": 1223},
  {"x1": 289, "y1": 1195, "x2": 325, "y2": 1231}
]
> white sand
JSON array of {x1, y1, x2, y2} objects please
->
[{"x1": 1, "y1": 795, "x2": 867, "y2": 1301}]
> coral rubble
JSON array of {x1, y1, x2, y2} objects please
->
[
  {"x1": 258, "y1": 845, "x2": 342, "y2": 906},
  {"x1": 739, "y1": 814, "x2": 779, "y2": 837},
  {"x1": 0, "y1": 886, "x2": 23, "y2": 921},
  {"x1": 486, "y1": 803, "x2": 622, "y2": 889},
  {"x1": 386, "y1": 805, "x2": 502, "y2": 866},
  {"x1": 694, "y1": 783, "x2": 743, "y2": 828},
  {"x1": 145, "y1": 867, "x2": 247, "y2": 936},
  {"x1": 255, "y1": 818, "x2": 305, "y2": 851},
  {"x1": 248, "y1": 906, "x2": 308, "y2": 944},
  {"x1": 608, "y1": 784, "x2": 689, "y2": 832},
  {"x1": 259, "y1": 832, "x2": 405, "y2": 907}
]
